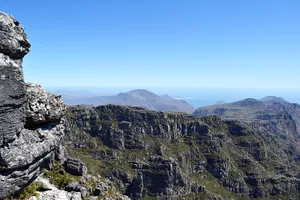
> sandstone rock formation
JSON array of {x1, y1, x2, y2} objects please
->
[
  {"x1": 0, "y1": 12, "x2": 65, "y2": 199},
  {"x1": 65, "y1": 104, "x2": 300, "y2": 199}
]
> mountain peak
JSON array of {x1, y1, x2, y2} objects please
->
[
  {"x1": 118, "y1": 89, "x2": 158, "y2": 100},
  {"x1": 70, "y1": 89, "x2": 195, "y2": 113},
  {"x1": 260, "y1": 96, "x2": 287, "y2": 103},
  {"x1": 127, "y1": 89, "x2": 157, "y2": 96},
  {"x1": 233, "y1": 98, "x2": 264, "y2": 107}
]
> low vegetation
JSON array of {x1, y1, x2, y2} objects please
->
[
  {"x1": 43, "y1": 161, "x2": 80, "y2": 189},
  {"x1": 7, "y1": 181, "x2": 44, "y2": 200}
]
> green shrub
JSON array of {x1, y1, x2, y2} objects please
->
[
  {"x1": 16, "y1": 181, "x2": 43, "y2": 199},
  {"x1": 43, "y1": 161, "x2": 80, "y2": 189}
]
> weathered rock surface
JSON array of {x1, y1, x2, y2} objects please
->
[
  {"x1": 25, "y1": 83, "x2": 66, "y2": 127},
  {"x1": 28, "y1": 177, "x2": 82, "y2": 200},
  {"x1": 0, "y1": 11, "x2": 29, "y2": 149},
  {"x1": 0, "y1": 12, "x2": 65, "y2": 199},
  {"x1": 63, "y1": 157, "x2": 87, "y2": 176},
  {"x1": 0, "y1": 12, "x2": 30, "y2": 59}
]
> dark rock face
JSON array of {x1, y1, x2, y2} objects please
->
[
  {"x1": 65, "y1": 104, "x2": 300, "y2": 199},
  {"x1": 0, "y1": 12, "x2": 29, "y2": 148},
  {"x1": 64, "y1": 157, "x2": 87, "y2": 176},
  {"x1": 0, "y1": 12, "x2": 65, "y2": 199},
  {"x1": 126, "y1": 156, "x2": 187, "y2": 199}
]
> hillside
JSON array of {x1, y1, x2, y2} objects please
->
[
  {"x1": 194, "y1": 97, "x2": 300, "y2": 140},
  {"x1": 64, "y1": 104, "x2": 300, "y2": 200},
  {"x1": 63, "y1": 89, "x2": 195, "y2": 113}
]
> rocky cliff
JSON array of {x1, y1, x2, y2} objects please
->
[
  {"x1": 65, "y1": 104, "x2": 300, "y2": 200},
  {"x1": 0, "y1": 12, "x2": 65, "y2": 199}
]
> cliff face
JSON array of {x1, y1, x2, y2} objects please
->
[
  {"x1": 0, "y1": 12, "x2": 65, "y2": 199},
  {"x1": 65, "y1": 105, "x2": 300, "y2": 200}
]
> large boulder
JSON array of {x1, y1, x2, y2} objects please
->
[
  {"x1": 0, "y1": 12, "x2": 65, "y2": 199},
  {"x1": 64, "y1": 157, "x2": 87, "y2": 176},
  {"x1": 25, "y1": 83, "x2": 66, "y2": 127}
]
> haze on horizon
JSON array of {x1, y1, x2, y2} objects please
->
[
  {"x1": 48, "y1": 86, "x2": 300, "y2": 108},
  {"x1": 2, "y1": 1, "x2": 300, "y2": 91}
]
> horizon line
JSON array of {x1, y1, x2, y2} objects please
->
[{"x1": 45, "y1": 85, "x2": 300, "y2": 90}]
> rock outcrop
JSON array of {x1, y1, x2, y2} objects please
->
[
  {"x1": 36, "y1": 147, "x2": 131, "y2": 200},
  {"x1": 28, "y1": 177, "x2": 82, "y2": 200},
  {"x1": 0, "y1": 12, "x2": 65, "y2": 199},
  {"x1": 28, "y1": 174, "x2": 131, "y2": 200}
]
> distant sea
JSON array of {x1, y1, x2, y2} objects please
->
[{"x1": 47, "y1": 87, "x2": 300, "y2": 108}]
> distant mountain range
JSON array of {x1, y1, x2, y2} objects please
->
[
  {"x1": 63, "y1": 89, "x2": 195, "y2": 113},
  {"x1": 194, "y1": 96, "x2": 300, "y2": 139}
]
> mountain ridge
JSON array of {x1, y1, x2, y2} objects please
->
[
  {"x1": 63, "y1": 89, "x2": 195, "y2": 113},
  {"x1": 194, "y1": 96, "x2": 300, "y2": 140},
  {"x1": 260, "y1": 96, "x2": 288, "y2": 103}
]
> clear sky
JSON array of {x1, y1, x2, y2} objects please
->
[{"x1": 2, "y1": 0, "x2": 300, "y2": 89}]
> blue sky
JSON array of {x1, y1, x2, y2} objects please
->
[{"x1": 2, "y1": 0, "x2": 300, "y2": 89}]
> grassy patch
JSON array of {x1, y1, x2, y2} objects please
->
[
  {"x1": 10, "y1": 181, "x2": 44, "y2": 200},
  {"x1": 190, "y1": 172, "x2": 246, "y2": 200}
]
